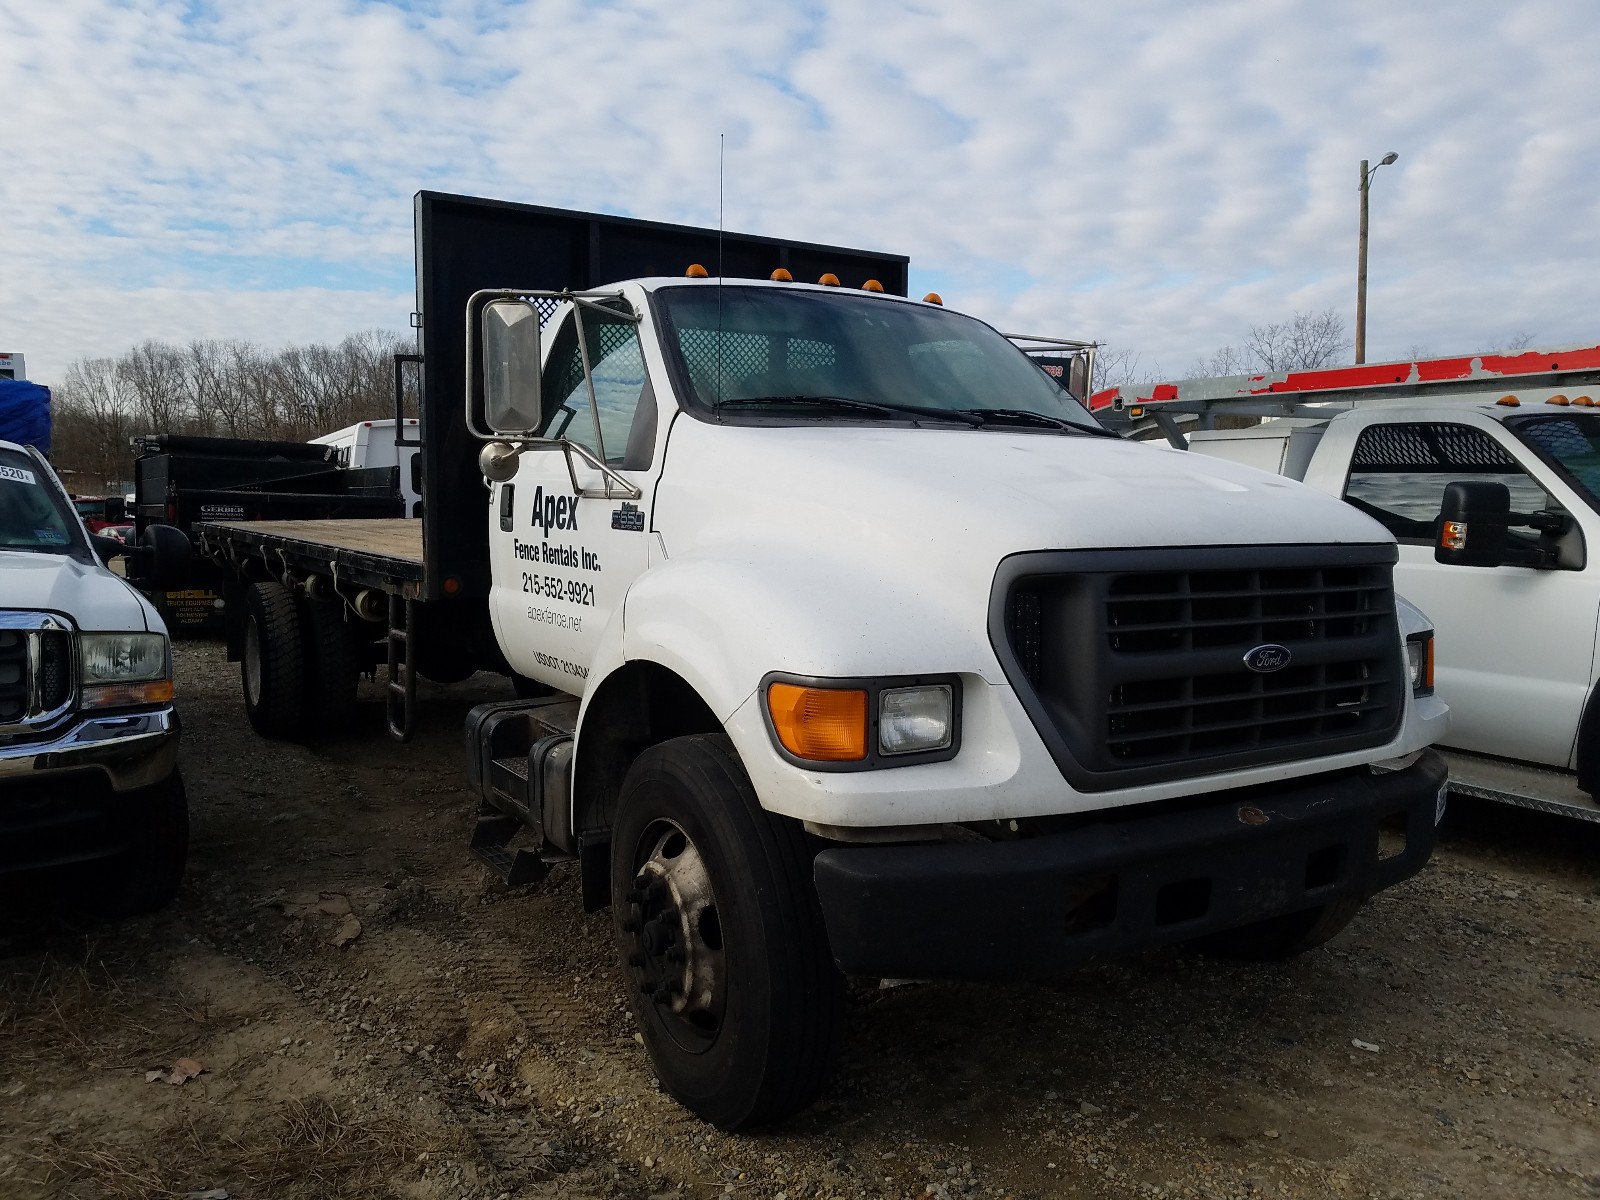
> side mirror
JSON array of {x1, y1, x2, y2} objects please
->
[
  {"x1": 482, "y1": 300, "x2": 543, "y2": 434},
  {"x1": 90, "y1": 534, "x2": 126, "y2": 566},
  {"x1": 134, "y1": 524, "x2": 192, "y2": 590},
  {"x1": 1436, "y1": 481, "x2": 1510, "y2": 567}
]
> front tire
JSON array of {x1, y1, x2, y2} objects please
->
[
  {"x1": 611, "y1": 734, "x2": 843, "y2": 1130},
  {"x1": 241, "y1": 581, "x2": 304, "y2": 739},
  {"x1": 95, "y1": 769, "x2": 189, "y2": 918}
]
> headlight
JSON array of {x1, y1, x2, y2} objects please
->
[
  {"x1": 879, "y1": 685, "x2": 953, "y2": 755},
  {"x1": 80, "y1": 632, "x2": 173, "y2": 709},
  {"x1": 1405, "y1": 633, "x2": 1434, "y2": 696},
  {"x1": 762, "y1": 673, "x2": 961, "y2": 768}
]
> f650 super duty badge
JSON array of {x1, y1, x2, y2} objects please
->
[
  {"x1": 529, "y1": 485, "x2": 578, "y2": 532},
  {"x1": 611, "y1": 502, "x2": 645, "y2": 532}
]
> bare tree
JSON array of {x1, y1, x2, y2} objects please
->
[
  {"x1": 47, "y1": 329, "x2": 410, "y2": 486},
  {"x1": 1092, "y1": 346, "x2": 1164, "y2": 396},
  {"x1": 1242, "y1": 308, "x2": 1348, "y2": 372}
]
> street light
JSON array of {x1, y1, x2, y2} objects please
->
[{"x1": 1355, "y1": 151, "x2": 1399, "y2": 365}]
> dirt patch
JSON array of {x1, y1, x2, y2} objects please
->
[{"x1": 2, "y1": 641, "x2": 1598, "y2": 1199}]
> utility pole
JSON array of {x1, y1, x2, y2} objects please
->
[{"x1": 1355, "y1": 151, "x2": 1398, "y2": 365}]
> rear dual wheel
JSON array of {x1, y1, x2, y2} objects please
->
[
  {"x1": 612, "y1": 734, "x2": 843, "y2": 1130},
  {"x1": 240, "y1": 581, "x2": 361, "y2": 740}
]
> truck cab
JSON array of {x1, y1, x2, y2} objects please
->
[
  {"x1": 0, "y1": 439, "x2": 189, "y2": 914},
  {"x1": 469, "y1": 270, "x2": 1448, "y2": 1127},
  {"x1": 1099, "y1": 347, "x2": 1600, "y2": 819},
  {"x1": 1303, "y1": 393, "x2": 1599, "y2": 778}
]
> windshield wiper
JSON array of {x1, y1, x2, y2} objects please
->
[
  {"x1": 717, "y1": 395, "x2": 984, "y2": 427},
  {"x1": 959, "y1": 407, "x2": 1115, "y2": 436}
]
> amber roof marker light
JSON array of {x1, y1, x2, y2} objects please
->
[
  {"x1": 818, "y1": 273, "x2": 841, "y2": 287},
  {"x1": 770, "y1": 267, "x2": 793, "y2": 282},
  {"x1": 685, "y1": 263, "x2": 709, "y2": 278}
]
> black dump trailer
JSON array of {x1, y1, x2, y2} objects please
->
[{"x1": 191, "y1": 191, "x2": 909, "y2": 740}]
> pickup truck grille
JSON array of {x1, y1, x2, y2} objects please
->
[
  {"x1": 0, "y1": 624, "x2": 74, "y2": 734},
  {"x1": 992, "y1": 545, "x2": 1404, "y2": 791}
]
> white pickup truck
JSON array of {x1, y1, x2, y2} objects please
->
[
  {"x1": 1093, "y1": 345, "x2": 1600, "y2": 822},
  {"x1": 0, "y1": 439, "x2": 191, "y2": 914},
  {"x1": 192, "y1": 192, "x2": 1448, "y2": 1130}
]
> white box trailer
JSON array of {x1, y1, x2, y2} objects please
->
[{"x1": 309, "y1": 419, "x2": 421, "y2": 516}]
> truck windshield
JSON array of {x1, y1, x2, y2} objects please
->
[
  {"x1": 0, "y1": 449, "x2": 79, "y2": 554},
  {"x1": 1507, "y1": 412, "x2": 1600, "y2": 515},
  {"x1": 654, "y1": 285, "x2": 1104, "y2": 433}
]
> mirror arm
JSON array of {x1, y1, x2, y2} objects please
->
[{"x1": 559, "y1": 439, "x2": 642, "y2": 500}]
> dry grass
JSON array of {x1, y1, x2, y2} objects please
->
[
  {"x1": 0, "y1": 940, "x2": 198, "y2": 1075},
  {"x1": 20, "y1": 1096, "x2": 428, "y2": 1199}
]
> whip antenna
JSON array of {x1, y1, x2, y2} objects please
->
[{"x1": 715, "y1": 133, "x2": 725, "y2": 406}]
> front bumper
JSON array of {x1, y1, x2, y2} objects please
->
[
  {"x1": 0, "y1": 707, "x2": 180, "y2": 876},
  {"x1": 812, "y1": 749, "x2": 1445, "y2": 979},
  {"x1": 0, "y1": 707, "x2": 179, "y2": 792}
]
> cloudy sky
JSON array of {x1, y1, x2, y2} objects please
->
[{"x1": 4, "y1": 0, "x2": 1598, "y2": 385}]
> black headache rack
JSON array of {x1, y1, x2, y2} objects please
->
[{"x1": 411, "y1": 190, "x2": 911, "y2": 603}]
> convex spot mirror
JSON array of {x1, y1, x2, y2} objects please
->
[
  {"x1": 483, "y1": 299, "x2": 543, "y2": 434},
  {"x1": 1436, "y1": 480, "x2": 1510, "y2": 568}
]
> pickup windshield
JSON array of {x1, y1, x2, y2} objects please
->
[
  {"x1": 0, "y1": 448, "x2": 79, "y2": 554},
  {"x1": 653, "y1": 285, "x2": 1104, "y2": 433},
  {"x1": 1508, "y1": 412, "x2": 1600, "y2": 515}
]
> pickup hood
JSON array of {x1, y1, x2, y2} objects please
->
[
  {"x1": 0, "y1": 551, "x2": 159, "y2": 633},
  {"x1": 655, "y1": 420, "x2": 1390, "y2": 558}
]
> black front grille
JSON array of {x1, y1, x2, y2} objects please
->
[
  {"x1": 0, "y1": 630, "x2": 27, "y2": 725},
  {"x1": 0, "y1": 626, "x2": 74, "y2": 730},
  {"x1": 993, "y1": 545, "x2": 1404, "y2": 791}
]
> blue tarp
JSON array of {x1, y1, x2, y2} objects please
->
[{"x1": 0, "y1": 379, "x2": 50, "y2": 454}]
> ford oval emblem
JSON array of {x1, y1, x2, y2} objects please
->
[{"x1": 1243, "y1": 644, "x2": 1291, "y2": 673}]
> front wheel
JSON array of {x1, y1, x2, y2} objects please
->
[
  {"x1": 95, "y1": 769, "x2": 189, "y2": 918},
  {"x1": 612, "y1": 734, "x2": 843, "y2": 1130}
]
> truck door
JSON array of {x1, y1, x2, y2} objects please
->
[
  {"x1": 1341, "y1": 418, "x2": 1599, "y2": 767},
  {"x1": 489, "y1": 300, "x2": 659, "y2": 694}
]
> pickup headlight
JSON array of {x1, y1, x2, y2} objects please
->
[
  {"x1": 762, "y1": 673, "x2": 961, "y2": 769},
  {"x1": 1405, "y1": 633, "x2": 1434, "y2": 696},
  {"x1": 80, "y1": 632, "x2": 174, "y2": 710}
]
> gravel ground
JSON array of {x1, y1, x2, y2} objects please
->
[{"x1": 1, "y1": 640, "x2": 1597, "y2": 1199}]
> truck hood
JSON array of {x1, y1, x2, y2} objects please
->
[
  {"x1": 0, "y1": 551, "x2": 159, "y2": 633},
  {"x1": 655, "y1": 421, "x2": 1391, "y2": 558}
]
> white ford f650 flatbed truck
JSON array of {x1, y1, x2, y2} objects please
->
[
  {"x1": 191, "y1": 192, "x2": 1448, "y2": 1129},
  {"x1": 1, "y1": 438, "x2": 191, "y2": 913},
  {"x1": 1093, "y1": 346, "x2": 1600, "y2": 824}
]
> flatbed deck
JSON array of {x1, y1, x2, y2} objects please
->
[{"x1": 196, "y1": 518, "x2": 425, "y2": 596}]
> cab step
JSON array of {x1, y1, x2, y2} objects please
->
[{"x1": 469, "y1": 807, "x2": 551, "y2": 886}]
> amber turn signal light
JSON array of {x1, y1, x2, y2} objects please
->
[
  {"x1": 1440, "y1": 520, "x2": 1468, "y2": 551},
  {"x1": 81, "y1": 679, "x2": 175, "y2": 711},
  {"x1": 766, "y1": 683, "x2": 868, "y2": 761}
]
